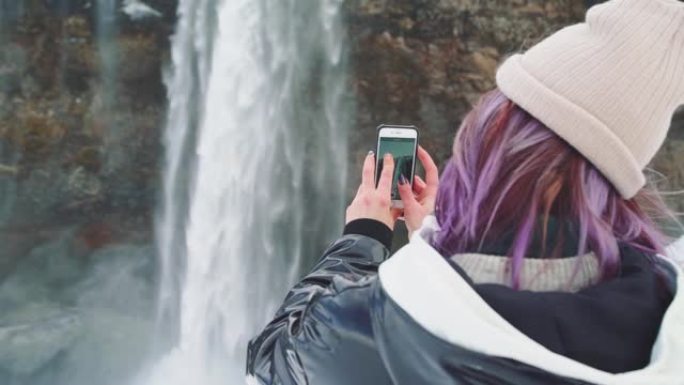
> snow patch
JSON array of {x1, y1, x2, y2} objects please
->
[{"x1": 123, "y1": 0, "x2": 162, "y2": 21}]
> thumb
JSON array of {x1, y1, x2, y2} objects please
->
[
  {"x1": 390, "y1": 207, "x2": 403, "y2": 222},
  {"x1": 397, "y1": 177, "x2": 422, "y2": 220}
]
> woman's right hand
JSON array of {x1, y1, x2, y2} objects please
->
[{"x1": 396, "y1": 146, "x2": 439, "y2": 238}]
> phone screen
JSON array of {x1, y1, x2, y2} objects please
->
[{"x1": 376, "y1": 137, "x2": 416, "y2": 200}]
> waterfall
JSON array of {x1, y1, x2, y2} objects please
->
[
  {"x1": 152, "y1": 0, "x2": 216, "y2": 356},
  {"x1": 95, "y1": 0, "x2": 118, "y2": 101},
  {"x1": 0, "y1": 143, "x2": 17, "y2": 225},
  {"x1": 144, "y1": 0, "x2": 349, "y2": 383}
]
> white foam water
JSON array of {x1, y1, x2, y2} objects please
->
[{"x1": 142, "y1": 0, "x2": 349, "y2": 383}]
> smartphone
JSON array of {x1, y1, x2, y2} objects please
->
[{"x1": 374, "y1": 124, "x2": 419, "y2": 209}]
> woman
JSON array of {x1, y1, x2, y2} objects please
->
[{"x1": 246, "y1": 0, "x2": 684, "y2": 384}]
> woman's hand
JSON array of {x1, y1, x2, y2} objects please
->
[
  {"x1": 345, "y1": 151, "x2": 396, "y2": 230},
  {"x1": 396, "y1": 146, "x2": 439, "y2": 238}
]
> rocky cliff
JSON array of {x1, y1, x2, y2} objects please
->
[
  {"x1": 0, "y1": 1, "x2": 176, "y2": 278},
  {"x1": 0, "y1": 0, "x2": 682, "y2": 270},
  {"x1": 344, "y1": 0, "x2": 684, "y2": 219}
]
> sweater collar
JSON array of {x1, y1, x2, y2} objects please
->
[
  {"x1": 418, "y1": 215, "x2": 601, "y2": 291},
  {"x1": 421, "y1": 214, "x2": 584, "y2": 257}
]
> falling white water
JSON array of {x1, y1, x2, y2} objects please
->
[
  {"x1": 96, "y1": 0, "x2": 118, "y2": 99},
  {"x1": 142, "y1": 0, "x2": 349, "y2": 384}
]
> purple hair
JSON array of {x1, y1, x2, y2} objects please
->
[{"x1": 431, "y1": 88, "x2": 680, "y2": 289}]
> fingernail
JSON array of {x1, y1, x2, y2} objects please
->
[
  {"x1": 384, "y1": 153, "x2": 391, "y2": 159},
  {"x1": 399, "y1": 175, "x2": 408, "y2": 185},
  {"x1": 367, "y1": 150, "x2": 374, "y2": 156}
]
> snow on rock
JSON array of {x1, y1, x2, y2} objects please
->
[{"x1": 123, "y1": 0, "x2": 162, "y2": 21}]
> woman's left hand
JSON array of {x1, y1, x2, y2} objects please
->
[{"x1": 345, "y1": 151, "x2": 397, "y2": 230}]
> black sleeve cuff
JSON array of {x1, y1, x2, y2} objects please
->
[{"x1": 343, "y1": 219, "x2": 393, "y2": 250}]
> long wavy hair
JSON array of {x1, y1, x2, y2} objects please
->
[{"x1": 431, "y1": 88, "x2": 682, "y2": 289}]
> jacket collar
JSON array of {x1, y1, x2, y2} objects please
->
[{"x1": 378, "y1": 218, "x2": 684, "y2": 385}]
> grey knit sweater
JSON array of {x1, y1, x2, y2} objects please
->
[{"x1": 418, "y1": 215, "x2": 601, "y2": 292}]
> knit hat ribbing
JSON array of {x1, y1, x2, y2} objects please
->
[{"x1": 495, "y1": 0, "x2": 684, "y2": 199}]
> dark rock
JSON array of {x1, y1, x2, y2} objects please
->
[{"x1": 117, "y1": 32, "x2": 162, "y2": 82}]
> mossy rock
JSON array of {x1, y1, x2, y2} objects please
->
[
  {"x1": 62, "y1": 39, "x2": 97, "y2": 75},
  {"x1": 72, "y1": 146, "x2": 101, "y2": 173},
  {"x1": 117, "y1": 33, "x2": 162, "y2": 82},
  {"x1": 18, "y1": 114, "x2": 66, "y2": 160},
  {"x1": 63, "y1": 16, "x2": 91, "y2": 39}
]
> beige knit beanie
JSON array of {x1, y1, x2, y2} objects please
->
[{"x1": 495, "y1": 0, "x2": 684, "y2": 199}]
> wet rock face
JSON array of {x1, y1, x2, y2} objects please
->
[
  {"x1": 343, "y1": 0, "x2": 587, "y2": 168},
  {"x1": 0, "y1": 1, "x2": 682, "y2": 248},
  {"x1": 0, "y1": 0, "x2": 175, "y2": 235},
  {"x1": 343, "y1": 0, "x2": 684, "y2": 216}
]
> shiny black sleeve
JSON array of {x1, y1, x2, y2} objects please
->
[{"x1": 245, "y1": 228, "x2": 392, "y2": 385}]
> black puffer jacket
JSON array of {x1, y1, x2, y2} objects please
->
[{"x1": 246, "y1": 219, "x2": 683, "y2": 385}]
